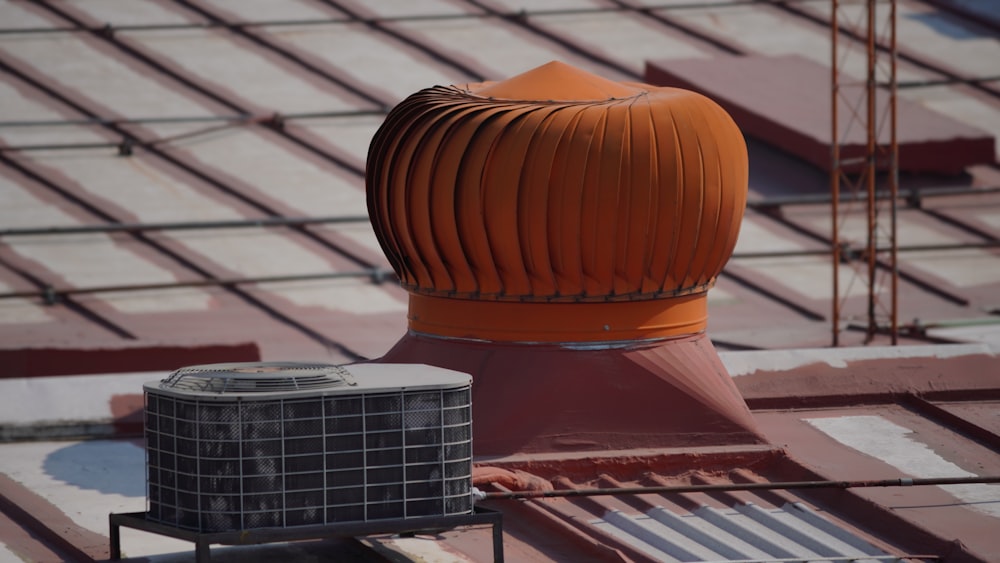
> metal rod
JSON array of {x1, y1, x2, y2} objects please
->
[
  {"x1": 865, "y1": 0, "x2": 878, "y2": 344},
  {"x1": 0, "y1": 215, "x2": 370, "y2": 237},
  {"x1": 749, "y1": 185, "x2": 1000, "y2": 208},
  {"x1": 830, "y1": 0, "x2": 841, "y2": 347},
  {"x1": 4, "y1": 182, "x2": 997, "y2": 236},
  {"x1": 889, "y1": 0, "x2": 900, "y2": 345},
  {"x1": 482, "y1": 475, "x2": 1000, "y2": 500},
  {"x1": 894, "y1": 74, "x2": 1000, "y2": 88},
  {"x1": 732, "y1": 240, "x2": 1000, "y2": 259},
  {"x1": 0, "y1": 109, "x2": 386, "y2": 129},
  {"x1": 0, "y1": 269, "x2": 394, "y2": 301}
]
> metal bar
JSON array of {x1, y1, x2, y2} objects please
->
[
  {"x1": 889, "y1": 0, "x2": 900, "y2": 345},
  {"x1": 0, "y1": 215, "x2": 369, "y2": 237},
  {"x1": 6, "y1": 183, "x2": 1000, "y2": 237},
  {"x1": 865, "y1": 0, "x2": 878, "y2": 344},
  {"x1": 0, "y1": 141, "x2": 120, "y2": 152},
  {"x1": 894, "y1": 75, "x2": 1000, "y2": 88},
  {"x1": 749, "y1": 185, "x2": 1000, "y2": 208},
  {"x1": 830, "y1": 0, "x2": 841, "y2": 347},
  {"x1": 0, "y1": 109, "x2": 386, "y2": 129},
  {"x1": 0, "y1": 269, "x2": 394, "y2": 301},
  {"x1": 483, "y1": 475, "x2": 1000, "y2": 500},
  {"x1": 732, "y1": 240, "x2": 1000, "y2": 259}
]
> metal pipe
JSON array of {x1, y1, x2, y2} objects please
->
[
  {"x1": 749, "y1": 185, "x2": 1000, "y2": 208},
  {"x1": 0, "y1": 215, "x2": 369, "y2": 237},
  {"x1": 482, "y1": 475, "x2": 1000, "y2": 500},
  {"x1": 865, "y1": 0, "x2": 878, "y2": 344},
  {"x1": 830, "y1": 0, "x2": 841, "y2": 347},
  {"x1": 0, "y1": 269, "x2": 395, "y2": 302},
  {"x1": 9, "y1": 187, "x2": 1000, "y2": 237},
  {"x1": 731, "y1": 240, "x2": 1000, "y2": 259},
  {"x1": 894, "y1": 74, "x2": 1000, "y2": 88},
  {"x1": 0, "y1": 109, "x2": 386, "y2": 129},
  {"x1": 889, "y1": 0, "x2": 900, "y2": 345}
]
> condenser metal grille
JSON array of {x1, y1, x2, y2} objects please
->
[{"x1": 144, "y1": 363, "x2": 473, "y2": 533}]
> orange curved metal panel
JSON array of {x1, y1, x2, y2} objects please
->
[{"x1": 366, "y1": 61, "x2": 748, "y2": 341}]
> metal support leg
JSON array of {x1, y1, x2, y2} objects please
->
[
  {"x1": 195, "y1": 538, "x2": 211, "y2": 563},
  {"x1": 491, "y1": 515, "x2": 504, "y2": 562},
  {"x1": 109, "y1": 514, "x2": 122, "y2": 560}
]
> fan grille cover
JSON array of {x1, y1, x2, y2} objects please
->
[{"x1": 144, "y1": 362, "x2": 473, "y2": 532}]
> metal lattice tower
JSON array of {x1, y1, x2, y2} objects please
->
[{"x1": 831, "y1": 0, "x2": 900, "y2": 346}]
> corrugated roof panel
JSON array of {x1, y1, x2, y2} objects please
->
[{"x1": 592, "y1": 501, "x2": 896, "y2": 563}]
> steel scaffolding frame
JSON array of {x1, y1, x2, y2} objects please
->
[{"x1": 831, "y1": 0, "x2": 899, "y2": 346}]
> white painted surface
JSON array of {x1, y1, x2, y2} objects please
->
[
  {"x1": 743, "y1": 255, "x2": 872, "y2": 300},
  {"x1": 489, "y1": 0, "x2": 604, "y2": 10},
  {"x1": 297, "y1": 115, "x2": 384, "y2": 166},
  {"x1": 275, "y1": 24, "x2": 466, "y2": 104},
  {"x1": 0, "y1": 440, "x2": 192, "y2": 557},
  {"x1": 532, "y1": 11, "x2": 708, "y2": 75},
  {"x1": 27, "y1": 147, "x2": 391, "y2": 312},
  {"x1": 355, "y1": 0, "x2": 473, "y2": 18},
  {"x1": 976, "y1": 211, "x2": 1000, "y2": 230},
  {"x1": 805, "y1": 415, "x2": 1000, "y2": 518},
  {"x1": 0, "y1": 279, "x2": 51, "y2": 324},
  {"x1": 0, "y1": 545, "x2": 21, "y2": 563},
  {"x1": 0, "y1": 1, "x2": 53, "y2": 29},
  {"x1": 927, "y1": 322, "x2": 1000, "y2": 347},
  {"x1": 732, "y1": 219, "x2": 869, "y2": 300},
  {"x1": 837, "y1": 215, "x2": 1000, "y2": 288},
  {"x1": 203, "y1": 0, "x2": 330, "y2": 22},
  {"x1": 0, "y1": 175, "x2": 212, "y2": 313},
  {"x1": 368, "y1": 535, "x2": 475, "y2": 562},
  {"x1": 258, "y1": 277, "x2": 406, "y2": 314},
  {"x1": 897, "y1": 2, "x2": 1000, "y2": 78},
  {"x1": 0, "y1": 35, "x2": 213, "y2": 120},
  {"x1": 128, "y1": 29, "x2": 357, "y2": 114},
  {"x1": 0, "y1": 371, "x2": 164, "y2": 423},
  {"x1": 70, "y1": 0, "x2": 190, "y2": 27},
  {"x1": 396, "y1": 17, "x2": 625, "y2": 82},
  {"x1": 720, "y1": 343, "x2": 997, "y2": 377},
  {"x1": 174, "y1": 130, "x2": 367, "y2": 216},
  {"x1": 0, "y1": 82, "x2": 107, "y2": 147}
]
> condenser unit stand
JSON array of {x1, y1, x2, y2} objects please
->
[{"x1": 109, "y1": 507, "x2": 504, "y2": 562}]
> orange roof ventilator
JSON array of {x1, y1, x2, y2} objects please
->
[{"x1": 368, "y1": 61, "x2": 761, "y2": 454}]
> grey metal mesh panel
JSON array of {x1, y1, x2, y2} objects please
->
[{"x1": 145, "y1": 379, "x2": 472, "y2": 532}]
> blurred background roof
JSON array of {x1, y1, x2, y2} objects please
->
[
  {"x1": 1, "y1": 2, "x2": 999, "y2": 562},
  {"x1": 0, "y1": 0, "x2": 998, "y2": 374}
]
